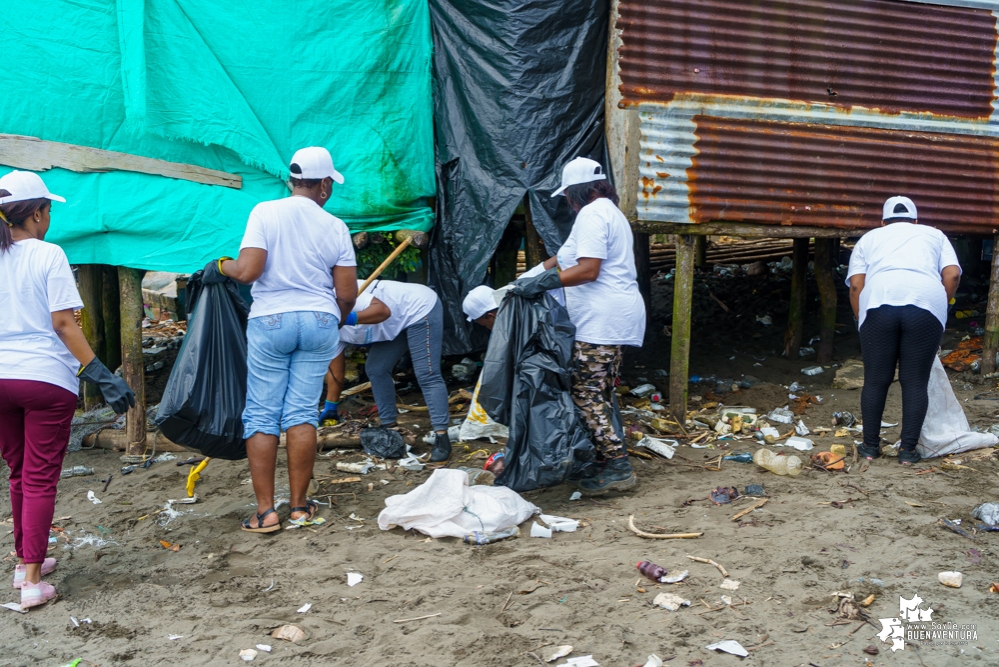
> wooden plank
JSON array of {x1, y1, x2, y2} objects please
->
[
  {"x1": 670, "y1": 235, "x2": 696, "y2": 422},
  {"x1": 783, "y1": 239, "x2": 809, "y2": 359},
  {"x1": 814, "y1": 239, "x2": 837, "y2": 365},
  {"x1": 0, "y1": 134, "x2": 241, "y2": 189},
  {"x1": 982, "y1": 233, "x2": 999, "y2": 374},
  {"x1": 119, "y1": 268, "x2": 146, "y2": 455},
  {"x1": 693, "y1": 235, "x2": 707, "y2": 267},
  {"x1": 632, "y1": 220, "x2": 852, "y2": 238},
  {"x1": 101, "y1": 266, "x2": 121, "y2": 373}
]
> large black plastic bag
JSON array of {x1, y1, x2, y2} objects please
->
[
  {"x1": 478, "y1": 292, "x2": 594, "y2": 491},
  {"x1": 155, "y1": 272, "x2": 249, "y2": 460}
]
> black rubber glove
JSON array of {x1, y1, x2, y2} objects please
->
[
  {"x1": 202, "y1": 259, "x2": 228, "y2": 285},
  {"x1": 510, "y1": 267, "x2": 563, "y2": 298},
  {"x1": 78, "y1": 358, "x2": 136, "y2": 414}
]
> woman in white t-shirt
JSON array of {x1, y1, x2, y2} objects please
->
[
  {"x1": 847, "y1": 196, "x2": 961, "y2": 465},
  {"x1": 205, "y1": 147, "x2": 357, "y2": 532},
  {"x1": 513, "y1": 157, "x2": 646, "y2": 495},
  {"x1": 0, "y1": 171, "x2": 134, "y2": 609},
  {"x1": 320, "y1": 279, "x2": 451, "y2": 461}
]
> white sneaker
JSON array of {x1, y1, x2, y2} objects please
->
[
  {"x1": 20, "y1": 581, "x2": 56, "y2": 609},
  {"x1": 13, "y1": 558, "x2": 57, "y2": 589}
]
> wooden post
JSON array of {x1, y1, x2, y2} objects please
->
[
  {"x1": 633, "y1": 231, "x2": 652, "y2": 329},
  {"x1": 523, "y1": 196, "x2": 547, "y2": 268},
  {"x1": 982, "y1": 233, "x2": 999, "y2": 374},
  {"x1": 394, "y1": 229, "x2": 429, "y2": 249},
  {"x1": 694, "y1": 235, "x2": 707, "y2": 268},
  {"x1": 670, "y1": 235, "x2": 696, "y2": 422},
  {"x1": 102, "y1": 266, "x2": 121, "y2": 373},
  {"x1": 118, "y1": 268, "x2": 146, "y2": 455},
  {"x1": 492, "y1": 221, "x2": 521, "y2": 286},
  {"x1": 77, "y1": 265, "x2": 105, "y2": 409},
  {"x1": 783, "y1": 238, "x2": 809, "y2": 359},
  {"x1": 814, "y1": 238, "x2": 837, "y2": 365}
]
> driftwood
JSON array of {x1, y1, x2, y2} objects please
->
[
  {"x1": 627, "y1": 515, "x2": 702, "y2": 540},
  {"x1": 686, "y1": 554, "x2": 729, "y2": 578}
]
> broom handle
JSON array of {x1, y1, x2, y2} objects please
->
[{"x1": 357, "y1": 236, "x2": 413, "y2": 296}]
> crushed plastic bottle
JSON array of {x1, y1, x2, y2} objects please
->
[
  {"x1": 637, "y1": 560, "x2": 669, "y2": 582},
  {"x1": 60, "y1": 466, "x2": 94, "y2": 478},
  {"x1": 753, "y1": 448, "x2": 802, "y2": 477},
  {"x1": 722, "y1": 452, "x2": 753, "y2": 463},
  {"x1": 463, "y1": 526, "x2": 519, "y2": 545}
]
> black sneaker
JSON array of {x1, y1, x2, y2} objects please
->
[
  {"x1": 566, "y1": 458, "x2": 606, "y2": 482},
  {"x1": 430, "y1": 431, "x2": 452, "y2": 463},
  {"x1": 577, "y1": 456, "x2": 636, "y2": 495}
]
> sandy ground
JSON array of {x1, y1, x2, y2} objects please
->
[{"x1": 4, "y1": 272, "x2": 999, "y2": 667}]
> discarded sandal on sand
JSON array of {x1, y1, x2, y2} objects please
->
[{"x1": 241, "y1": 508, "x2": 282, "y2": 534}]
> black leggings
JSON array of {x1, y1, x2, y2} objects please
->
[{"x1": 859, "y1": 305, "x2": 942, "y2": 452}]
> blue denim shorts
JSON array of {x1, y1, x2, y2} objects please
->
[{"x1": 243, "y1": 311, "x2": 339, "y2": 438}]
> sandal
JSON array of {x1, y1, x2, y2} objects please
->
[
  {"x1": 241, "y1": 508, "x2": 282, "y2": 534},
  {"x1": 898, "y1": 448, "x2": 922, "y2": 466},
  {"x1": 857, "y1": 443, "x2": 881, "y2": 461},
  {"x1": 288, "y1": 500, "x2": 319, "y2": 526}
]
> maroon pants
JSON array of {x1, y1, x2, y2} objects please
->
[{"x1": 0, "y1": 379, "x2": 76, "y2": 563}]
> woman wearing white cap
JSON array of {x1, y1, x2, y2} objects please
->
[
  {"x1": 511, "y1": 157, "x2": 645, "y2": 495},
  {"x1": 847, "y1": 196, "x2": 961, "y2": 465},
  {"x1": 0, "y1": 171, "x2": 135, "y2": 608},
  {"x1": 205, "y1": 147, "x2": 357, "y2": 532}
]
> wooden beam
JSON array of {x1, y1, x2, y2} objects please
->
[
  {"x1": 693, "y1": 235, "x2": 707, "y2": 268},
  {"x1": 670, "y1": 235, "x2": 696, "y2": 422},
  {"x1": 632, "y1": 220, "x2": 853, "y2": 238},
  {"x1": 101, "y1": 266, "x2": 122, "y2": 373},
  {"x1": 394, "y1": 229, "x2": 429, "y2": 249},
  {"x1": 77, "y1": 265, "x2": 104, "y2": 410},
  {"x1": 119, "y1": 268, "x2": 146, "y2": 455},
  {"x1": 523, "y1": 196, "x2": 547, "y2": 269},
  {"x1": 0, "y1": 134, "x2": 241, "y2": 189},
  {"x1": 783, "y1": 238, "x2": 809, "y2": 359},
  {"x1": 814, "y1": 239, "x2": 837, "y2": 365},
  {"x1": 982, "y1": 233, "x2": 999, "y2": 374}
]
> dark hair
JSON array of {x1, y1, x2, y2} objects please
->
[
  {"x1": 289, "y1": 176, "x2": 323, "y2": 189},
  {"x1": 0, "y1": 191, "x2": 49, "y2": 254},
  {"x1": 564, "y1": 180, "x2": 619, "y2": 211}
]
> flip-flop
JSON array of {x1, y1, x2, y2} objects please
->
[
  {"x1": 241, "y1": 508, "x2": 281, "y2": 534},
  {"x1": 288, "y1": 500, "x2": 319, "y2": 526}
]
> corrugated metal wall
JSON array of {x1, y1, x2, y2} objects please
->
[{"x1": 617, "y1": 0, "x2": 999, "y2": 233}]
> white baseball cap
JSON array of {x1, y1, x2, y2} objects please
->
[
  {"x1": 551, "y1": 157, "x2": 607, "y2": 197},
  {"x1": 0, "y1": 171, "x2": 65, "y2": 204},
  {"x1": 463, "y1": 285, "x2": 500, "y2": 322},
  {"x1": 289, "y1": 147, "x2": 344, "y2": 184},
  {"x1": 883, "y1": 195, "x2": 917, "y2": 221}
]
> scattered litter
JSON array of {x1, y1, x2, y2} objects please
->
[
  {"x1": 720, "y1": 579, "x2": 741, "y2": 591},
  {"x1": 239, "y1": 648, "x2": 257, "y2": 662},
  {"x1": 662, "y1": 570, "x2": 688, "y2": 584},
  {"x1": 569, "y1": 491, "x2": 582, "y2": 501},
  {"x1": 86, "y1": 490, "x2": 102, "y2": 505},
  {"x1": 788, "y1": 381, "x2": 804, "y2": 392},
  {"x1": 652, "y1": 592, "x2": 691, "y2": 611},
  {"x1": 640, "y1": 656, "x2": 663, "y2": 667},
  {"x1": 794, "y1": 420, "x2": 810, "y2": 436},
  {"x1": 256, "y1": 645, "x2": 272, "y2": 652},
  {"x1": 784, "y1": 436, "x2": 814, "y2": 452},
  {"x1": 756, "y1": 315, "x2": 772, "y2": 326},
  {"x1": 706, "y1": 640, "x2": 748, "y2": 657},
  {"x1": 539, "y1": 514, "x2": 579, "y2": 532},
  {"x1": 801, "y1": 366, "x2": 824, "y2": 376},
  {"x1": 347, "y1": 572, "x2": 363, "y2": 587},
  {"x1": 337, "y1": 460, "x2": 375, "y2": 474},
  {"x1": 863, "y1": 645, "x2": 879, "y2": 656},
  {"x1": 798, "y1": 346, "x2": 815, "y2": 357},
  {"x1": 464, "y1": 526, "x2": 519, "y2": 544},
  {"x1": 720, "y1": 595, "x2": 733, "y2": 605},
  {"x1": 812, "y1": 451, "x2": 845, "y2": 470},
  {"x1": 2, "y1": 602, "x2": 26, "y2": 614},
  {"x1": 938, "y1": 571, "x2": 963, "y2": 588},
  {"x1": 544, "y1": 645, "x2": 573, "y2": 663},
  {"x1": 722, "y1": 452, "x2": 752, "y2": 463},
  {"x1": 563, "y1": 657, "x2": 599, "y2": 667},
  {"x1": 744, "y1": 484, "x2": 765, "y2": 496},
  {"x1": 832, "y1": 411, "x2": 856, "y2": 427},
  {"x1": 167, "y1": 634, "x2": 183, "y2": 640},
  {"x1": 297, "y1": 603, "x2": 312, "y2": 613},
  {"x1": 637, "y1": 560, "x2": 669, "y2": 582},
  {"x1": 710, "y1": 487, "x2": 739, "y2": 504},
  {"x1": 860, "y1": 594, "x2": 875, "y2": 607},
  {"x1": 167, "y1": 496, "x2": 198, "y2": 505},
  {"x1": 767, "y1": 408, "x2": 794, "y2": 424},
  {"x1": 758, "y1": 426, "x2": 780, "y2": 442},
  {"x1": 971, "y1": 503, "x2": 999, "y2": 527},
  {"x1": 159, "y1": 540, "x2": 180, "y2": 552},
  {"x1": 636, "y1": 435, "x2": 676, "y2": 459},
  {"x1": 753, "y1": 448, "x2": 803, "y2": 476},
  {"x1": 271, "y1": 625, "x2": 306, "y2": 643},
  {"x1": 631, "y1": 383, "x2": 657, "y2": 398},
  {"x1": 530, "y1": 522, "x2": 553, "y2": 538}
]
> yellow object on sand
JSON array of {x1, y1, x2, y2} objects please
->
[
  {"x1": 186, "y1": 458, "x2": 211, "y2": 497},
  {"x1": 830, "y1": 444, "x2": 846, "y2": 457}
]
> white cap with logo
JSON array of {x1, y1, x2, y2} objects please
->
[
  {"x1": 883, "y1": 195, "x2": 917, "y2": 221},
  {"x1": 0, "y1": 171, "x2": 66, "y2": 204},
  {"x1": 551, "y1": 157, "x2": 607, "y2": 198},
  {"x1": 289, "y1": 147, "x2": 344, "y2": 184},
  {"x1": 463, "y1": 285, "x2": 501, "y2": 322}
]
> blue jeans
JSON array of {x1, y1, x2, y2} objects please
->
[{"x1": 243, "y1": 311, "x2": 339, "y2": 438}]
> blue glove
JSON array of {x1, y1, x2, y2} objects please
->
[
  {"x1": 510, "y1": 267, "x2": 562, "y2": 298},
  {"x1": 319, "y1": 401, "x2": 339, "y2": 426}
]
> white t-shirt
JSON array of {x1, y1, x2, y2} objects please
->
[
  {"x1": 333, "y1": 280, "x2": 438, "y2": 356},
  {"x1": 556, "y1": 198, "x2": 646, "y2": 346},
  {"x1": 846, "y1": 222, "x2": 960, "y2": 329},
  {"x1": 0, "y1": 239, "x2": 84, "y2": 394},
  {"x1": 240, "y1": 196, "x2": 356, "y2": 319}
]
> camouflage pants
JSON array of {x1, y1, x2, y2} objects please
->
[{"x1": 571, "y1": 341, "x2": 624, "y2": 458}]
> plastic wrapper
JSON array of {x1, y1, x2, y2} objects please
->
[
  {"x1": 360, "y1": 428, "x2": 406, "y2": 459},
  {"x1": 155, "y1": 272, "x2": 249, "y2": 460},
  {"x1": 478, "y1": 292, "x2": 594, "y2": 491}
]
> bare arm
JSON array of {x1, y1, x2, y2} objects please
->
[
  {"x1": 333, "y1": 265, "x2": 358, "y2": 325},
  {"x1": 325, "y1": 351, "x2": 346, "y2": 403},
  {"x1": 849, "y1": 274, "x2": 865, "y2": 320},
  {"x1": 52, "y1": 309, "x2": 97, "y2": 367},
  {"x1": 356, "y1": 297, "x2": 391, "y2": 324},
  {"x1": 941, "y1": 265, "x2": 961, "y2": 301},
  {"x1": 220, "y1": 248, "x2": 267, "y2": 284},
  {"x1": 542, "y1": 256, "x2": 558, "y2": 270},
  {"x1": 558, "y1": 257, "x2": 602, "y2": 287}
]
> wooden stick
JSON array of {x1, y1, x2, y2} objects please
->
[
  {"x1": 627, "y1": 515, "x2": 702, "y2": 539},
  {"x1": 686, "y1": 554, "x2": 729, "y2": 577},
  {"x1": 731, "y1": 498, "x2": 769, "y2": 521},
  {"x1": 359, "y1": 236, "x2": 413, "y2": 295},
  {"x1": 392, "y1": 612, "x2": 440, "y2": 623},
  {"x1": 342, "y1": 381, "x2": 372, "y2": 397},
  {"x1": 501, "y1": 590, "x2": 514, "y2": 611}
]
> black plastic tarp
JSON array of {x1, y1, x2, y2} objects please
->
[{"x1": 428, "y1": 0, "x2": 610, "y2": 354}]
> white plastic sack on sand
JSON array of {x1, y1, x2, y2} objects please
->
[
  {"x1": 459, "y1": 376, "x2": 509, "y2": 443},
  {"x1": 378, "y1": 468, "x2": 537, "y2": 539},
  {"x1": 917, "y1": 356, "x2": 998, "y2": 459}
]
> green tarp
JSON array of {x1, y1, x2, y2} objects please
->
[{"x1": 1, "y1": 0, "x2": 435, "y2": 272}]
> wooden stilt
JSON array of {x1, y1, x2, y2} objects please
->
[
  {"x1": 523, "y1": 196, "x2": 547, "y2": 269},
  {"x1": 814, "y1": 238, "x2": 837, "y2": 365},
  {"x1": 633, "y1": 231, "x2": 651, "y2": 330},
  {"x1": 77, "y1": 265, "x2": 104, "y2": 409},
  {"x1": 102, "y1": 266, "x2": 121, "y2": 373},
  {"x1": 492, "y1": 221, "x2": 521, "y2": 286},
  {"x1": 119, "y1": 268, "x2": 146, "y2": 455},
  {"x1": 783, "y1": 238, "x2": 809, "y2": 359},
  {"x1": 670, "y1": 235, "x2": 696, "y2": 422},
  {"x1": 694, "y1": 235, "x2": 707, "y2": 268},
  {"x1": 982, "y1": 234, "x2": 999, "y2": 374}
]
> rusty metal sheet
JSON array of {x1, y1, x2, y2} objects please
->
[
  {"x1": 618, "y1": 0, "x2": 999, "y2": 119},
  {"x1": 638, "y1": 111, "x2": 999, "y2": 234}
]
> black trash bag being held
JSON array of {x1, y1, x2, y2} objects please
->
[
  {"x1": 360, "y1": 428, "x2": 406, "y2": 459},
  {"x1": 155, "y1": 271, "x2": 249, "y2": 460},
  {"x1": 478, "y1": 291, "x2": 594, "y2": 492}
]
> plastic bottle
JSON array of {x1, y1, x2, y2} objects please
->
[
  {"x1": 753, "y1": 449, "x2": 802, "y2": 476},
  {"x1": 60, "y1": 465, "x2": 94, "y2": 478},
  {"x1": 689, "y1": 374, "x2": 716, "y2": 385},
  {"x1": 463, "y1": 526, "x2": 519, "y2": 545},
  {"x1": 722, "y1": 452, "x2": 753, "y2": 463},
  {"x1": 637, "y1": 560, "x2": 669, "y2": 582}
]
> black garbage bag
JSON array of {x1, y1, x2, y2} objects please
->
[
  {"x1": 155, "y1": 271, "x2": 249, "y2": 460},
  {"x1": 478, "y1": 292, "x2": 594, "y2": 491},
  {"x1": 360, "y1": 428, "x2": 406, "y2": 459}
]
